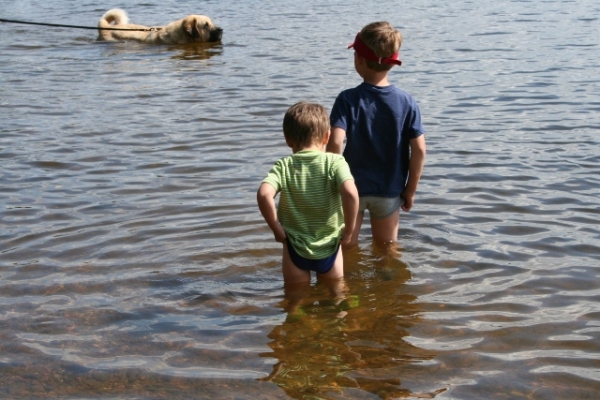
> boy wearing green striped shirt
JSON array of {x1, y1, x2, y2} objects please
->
[{"x1": 257, "y1": 102, "x2": 359, "y2": 284}]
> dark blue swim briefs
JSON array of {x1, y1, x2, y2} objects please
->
[{"x1": 286, "y1": 238, "x2": 340, "y2": 274}]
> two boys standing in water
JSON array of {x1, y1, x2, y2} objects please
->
[{"x1": 257, "y1": 21, "x2": 426, "y2": 285}]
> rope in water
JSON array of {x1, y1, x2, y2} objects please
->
[{"x1": 0, "y1": 18, "x2": 156, "y2": 31}]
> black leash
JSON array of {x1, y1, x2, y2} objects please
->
[{"x1": 0, "y1": 18, "x2": 156, "y2": 31}]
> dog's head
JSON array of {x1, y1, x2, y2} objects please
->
[{"x1": 182, "y1": 15, "x2": 223, "y2": 42}]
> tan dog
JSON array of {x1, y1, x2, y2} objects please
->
[{"x1": 98, "y1": 9, "x2": 222, "y2": 44}]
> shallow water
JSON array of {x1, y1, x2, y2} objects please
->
[{"x1": 1, "y1": 0, "x2": 600, "y2": 398}]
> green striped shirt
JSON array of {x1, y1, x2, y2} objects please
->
[{"x1": 263, "y1": 150, "x2": 354, "y2": 259}]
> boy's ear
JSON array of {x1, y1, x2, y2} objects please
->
[
  {"x1": 323, "y1": 129, "x2": 331, "y2": 145},
  {"x1": 285, "y1": 137, "x2": 294, "y2": 148},
  {"x1": 354, "y1": 51, "x2": 365, "y2": 65}
]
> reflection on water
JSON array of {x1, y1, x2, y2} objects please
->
[
  {"x1": 260, "y1": 245, "x2": 444, "y2": 399},
  {"x1": 94, "y1": 40, "x2": 223, "y2": 61},
  {"x1": 168, "y1": 42, "x2": 223, "y2": 61}
]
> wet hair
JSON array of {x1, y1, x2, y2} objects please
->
[
  {"x1": 359, "y1": 21, "x2": 403, "y2": 72},
  {"x1": 283, "y1": 102, "x2": 330, "y2": 148}
]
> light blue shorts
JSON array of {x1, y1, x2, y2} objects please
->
[{"x1": 359, "y1": 196, "x2": 405, "y2": 220}]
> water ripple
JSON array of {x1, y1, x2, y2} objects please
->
[{"x1": 2, "y1": 0, "x2": 600, "y2": 398}]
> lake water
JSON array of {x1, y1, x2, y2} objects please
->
[{"x1": 1, "y1": 0, "x2": 600, "y2": 398}]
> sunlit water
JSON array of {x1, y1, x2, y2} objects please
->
[{"x1": 1, "y1": 0, "x2": 600, "y2": 398}]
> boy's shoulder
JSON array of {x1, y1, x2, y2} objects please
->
[
  {"x1": 267, "y1": 154, "x2": 295, "y2": 173},
  {"x1": 292, "y1": 151, "x2": 348, "y2": 167},
  {"x1": 324, "y1": 152, "x2": 352, "y2": 172},
  {"x1": 325, "y1": 151, "x2": 347, "y2": 162},
  {"x1": 273, "y1": 151, "x2": 337, "y2": 165},
  {"x1": 272, "y1": 151, "x2": 347, "y2": 162}
]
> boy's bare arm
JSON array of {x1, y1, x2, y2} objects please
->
[
  {"x1": 326, "y1": 127, "x2": 346, "y2": 154},
  {"x1": 339, "y1": 179, "x2": 359, "y2": 245},
  {"x1": 401, "y1": 135, "x2": 426, "y2": 212},
  {"x1": 257, "y1": 183, "x2": 287, "y2": 242}
]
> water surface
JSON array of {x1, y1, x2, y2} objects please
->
[{"x1": 1, "y1": 0, "x2": 600, "y2": 398}]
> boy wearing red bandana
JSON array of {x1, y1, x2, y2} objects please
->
[{"x1": 328, "y1": 21, "x2": 427, "y2": 247}]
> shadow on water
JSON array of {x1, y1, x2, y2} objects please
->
[
  {"x1": 94, "y1": 40, "x2": 223, "y2": 61},
  {"x1": 258, "y1": 243, "x2": 446, "y2": 399},
  {"x1": 168, "y1": 42, "x2": 223, "y2": 61}
]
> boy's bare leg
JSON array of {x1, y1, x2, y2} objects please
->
[
  {"x1": 282, "y1": 242, "x2": 312, "y2": 283},
  {"x1": 317, "y1": 250, "x2": 348, "y2": 317},
  {"x1": 317, "y1": 247, "x2": 344, "y2": 281},
  {"x1": 283, "y1": 280, "x2": 311, "y2": 315},
  {"x1": 370, "y1": 209, "x2": 400, "y2": 244},
  {"x1": 319, "y1": 276, "x2": 348, "y2": 299}
]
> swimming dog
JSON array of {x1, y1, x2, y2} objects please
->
[{"x1": 98, "y1": 9, "x2": 222, "y2": 44}]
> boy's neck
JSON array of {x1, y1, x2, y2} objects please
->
[
  {"x1": 362, "y1": 70, "x2": 390, "y2": 87},
  {"x1": 291, "y1": 143, "x2": 324, "y2": 154}
]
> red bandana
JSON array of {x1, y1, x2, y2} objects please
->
[{"x1": 348, "y1": 33, "x2": 402, "y2": 66}]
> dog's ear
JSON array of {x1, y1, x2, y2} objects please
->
[{"x1": 183, "y1": 17, "x2": 201, "y2": 39}]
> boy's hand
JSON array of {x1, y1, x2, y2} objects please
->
[
  {"x1": 258, "y1": 182, "x2": 288, "y2": 242},
  {"x1": 340, "y1": 179, "x2": 359, "y2": 246},
  {"x1": 402, "y1": 135, "x2": 426, "y2": 212},
  {"x1": 401, "y1": 190, "x2": 415, "y2": 212},
  {"x1": 340, "y1": 225, "x2": 353, "y2": 246}
]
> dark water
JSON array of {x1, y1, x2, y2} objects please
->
[{"x1": 1, "y1": 0, "x2": 600, "y2": 398}]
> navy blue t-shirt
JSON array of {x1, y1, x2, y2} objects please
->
[{"x1": 330, "y1": 82, "x2": 424, "y2": 197}]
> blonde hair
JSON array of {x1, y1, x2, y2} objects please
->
[
  {"x1": 283, "y1": 102, "x2": 330, "y2": 148},
  {"x1": 360, "y1": 21, "x2": 403, "y2": 72}
]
